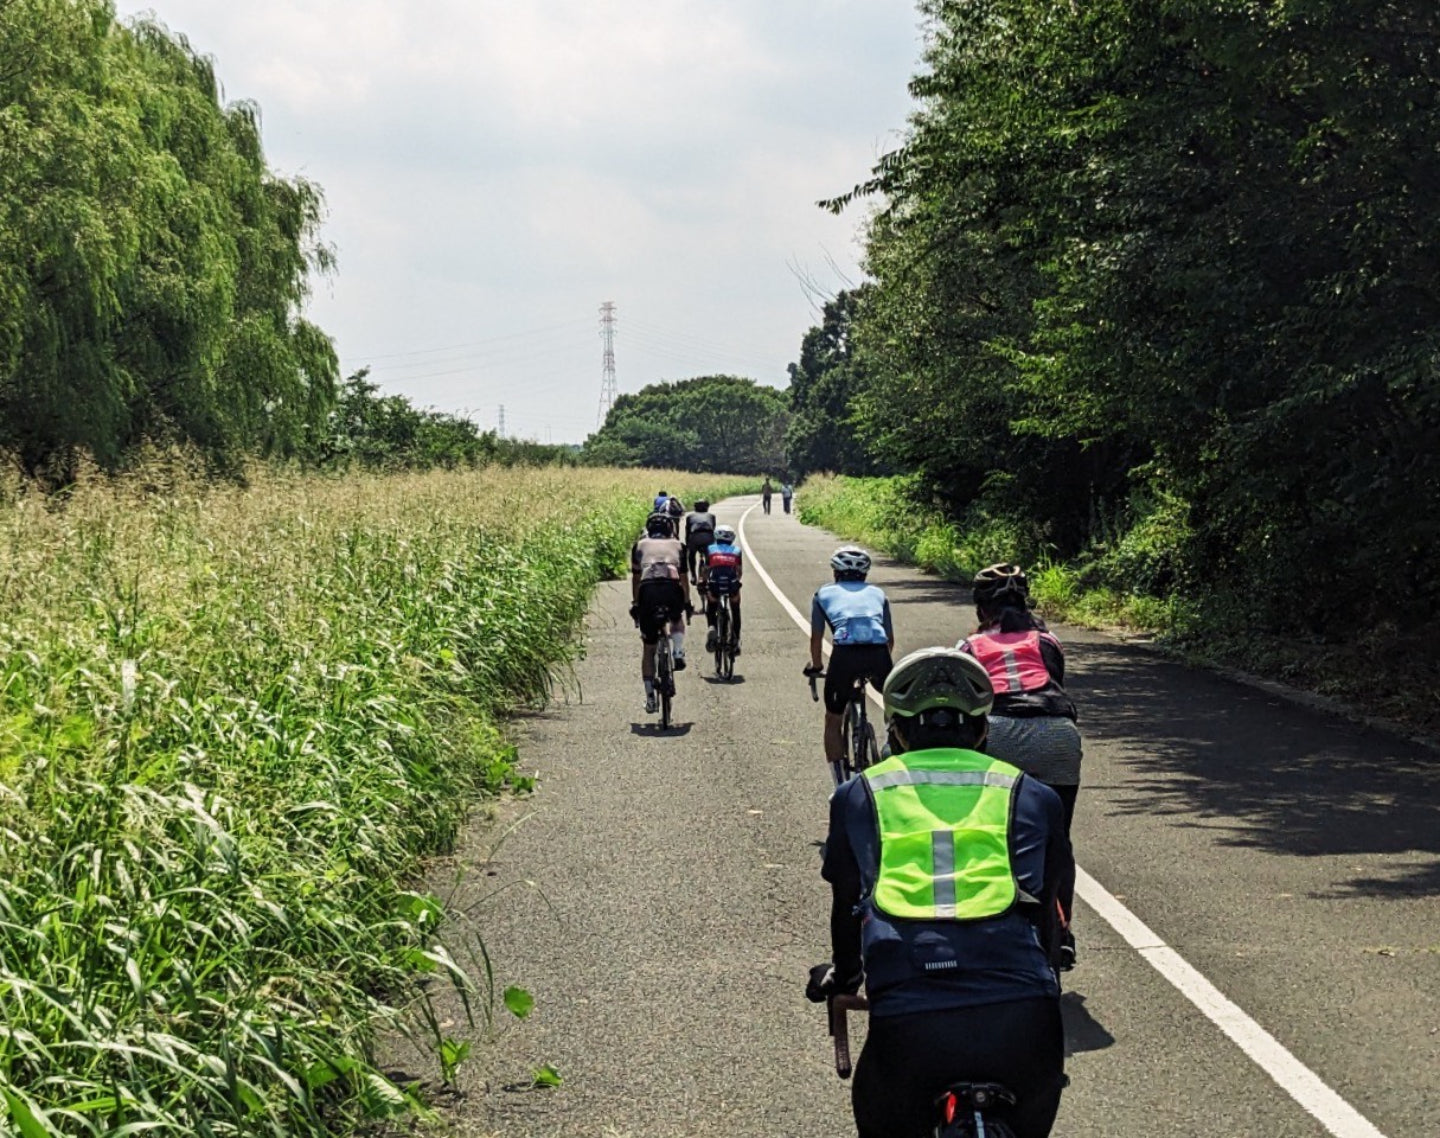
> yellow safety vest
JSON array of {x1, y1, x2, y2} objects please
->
[{"x1": 862, "y1": 748, "x2": 1022, "y2": 920}]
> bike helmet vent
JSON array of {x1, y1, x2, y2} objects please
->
[
  {"x1": 830, "y1": 546, "x2": 872, "y2": 576},
  {"x1": 714, "y1": 524, "x2": 736, "y2": 544},
  {"x1": 883, "y1": 647, "x2": 994, "y2": 720},
  {"x1": 972, "y1": 562, "x2": 1030, "y2": 608}
]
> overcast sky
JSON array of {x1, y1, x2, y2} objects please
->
[{"x1": 115, "y1": 1, "x2": 924, "y2": 443}]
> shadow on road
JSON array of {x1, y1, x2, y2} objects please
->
[
  {"x1": 703, "y1": 674, "x2": 747, "y2": 685},
  {"x1": 1074, "y1": 641, "x2": 1440, "y2": 896},
  {"x1": 1061, "y1": 991, "x2": 1115, "y2": 1056},
  {"x1": 630, "y1": 722, "x2": 694, "y2": 737}
]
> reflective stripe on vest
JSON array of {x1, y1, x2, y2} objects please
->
[
  {"x1": 967, "y1": 630, "x2": 1050, "y2": 694},
  {"x1": 863, "y1": 749, "x2": 1021, "y2": 920}
]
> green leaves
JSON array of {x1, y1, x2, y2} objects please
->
[
  {"x1": 503, "y1": 984, "x2": 536, "y2": 1020},
  {"x1": 0, "y1": 4, "x2": 338, "y2": 474}
]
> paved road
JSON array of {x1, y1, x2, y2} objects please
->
[{"x1": 443, "y1": 496, "x2": 1438, "y2": 1137}]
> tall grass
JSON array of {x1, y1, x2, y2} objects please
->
[
  {"x1": 0, "y1": 459, "x2": 751, "y2": 1136},
  {"x1": 797, "y1": 474, "x2": 1029, "y2": 582}
]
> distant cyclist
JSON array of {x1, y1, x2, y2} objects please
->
[
  {"x1": 653, "y1": 488, "x2": 671, "y2": 514},
  {"x1": 630, "y1": 512, "x2": 692, "y2": 712},
  {"x1": 700, "y1": 523, "x2": 743, "y2": 656},
  {"x1": 957, "y1": 562, "x2": 1081, "y2": 967},
  {"x1": 808, "y1": 647, "x2": 1071, "y2": 1138},
  {"x1": 761, "y1": 477, "x2": 774, "y2": 515},
  {"x1": 684, "y1": 499, "x2": 717, "y2": 582},
  {"x1": 956, "y1": 564, "x2": 1080, "y2": 835},
  {"x1": 805, "y1": 547, "x2": 894, "y2": 766}
]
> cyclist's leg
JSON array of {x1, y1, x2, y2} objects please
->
[
  {"x1": 637, "y1": 583, "x2": 664, "y2": 709},
  {"x1": 853, "y1": 1001, "x2": 1063, "y2": 1138},
  {"x1": 730, "y1": 588, "x2": 741, "y2": 648},
  {"x1": 665, "y1": 580, "x2": 687, "y2": 668},
  {"x1": 823, "y1": 652, "x2": 853, "y2": 762}
]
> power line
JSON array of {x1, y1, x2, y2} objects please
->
[{"x1": 348, "y1": 318, "x2": 593, "y2": 362}]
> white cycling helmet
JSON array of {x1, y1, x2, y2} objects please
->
[
  {"x1": 714, "y1": 524, "x2": 737, "y2": 544},
  {"x1": 830, "y1": 546, "x2": 871, "y2": 576},
  {"x1": 883, "y1": 647, "x2": 994, "y2": 721}
]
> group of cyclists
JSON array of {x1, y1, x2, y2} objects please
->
[
  {"x1": 629, "y1": 491, "x2": 743, "y2": 712},
  {"x1": 630, "y1": 489, "x2": 1082, "y2": 1136}
]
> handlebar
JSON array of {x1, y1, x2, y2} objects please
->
[{"x1": 828, "y1": 992, "x2": 869, "y2": 1079}]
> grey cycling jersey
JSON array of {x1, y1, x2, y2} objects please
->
[{"x1": 630, "y1": 536, "x2": 684, "y2": 581}]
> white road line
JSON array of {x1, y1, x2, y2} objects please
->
[{"x1": 737, "y1": 500, "x2": 1389, "y2": 1138}]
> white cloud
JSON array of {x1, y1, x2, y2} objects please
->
[{"x1": 118, "y1": 0, "x2": 922, "y2": 441}]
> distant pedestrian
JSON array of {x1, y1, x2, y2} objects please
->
[
  {"x1": 781, "y1": 481, "x2": 794, "y2": 514},
  {"x1": 761, "y1": 477, "x2": 774, "y2": 515}
]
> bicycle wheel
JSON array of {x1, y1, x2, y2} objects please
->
[
  {"x1": 657, "y1": 641, "x2": 673, "y2": 729},
  {"x1": 713, "y1": 603, "x2": 728, "y2": 676},
  {"x1": 720, "y1": 601, "x2": 735, "y2": 681},
  {"x1": 858, "y1": 713, "x2": 880, "y2": 771}
]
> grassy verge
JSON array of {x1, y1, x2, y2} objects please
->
[
  {"x1": 798, "y1": 474, "x2": 1438, "y2": 737},
  {"x1": 0, "y1": 460, "x2": 753, "y2": 1136}
]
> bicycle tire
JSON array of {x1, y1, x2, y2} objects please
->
[
  {"x1": 714, "y1": 604, "x2": 728, "y2": 677},
  {"x1": 657, "y1": 640, "x2": 673, "y2": 729},
  {"x1": 858, "y1": 717, "x2": 880, "y2": 770},
  {"x1": 720, "y1": 600, "x2": 735, "y2": 681}
]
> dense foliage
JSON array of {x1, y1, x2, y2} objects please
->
[
  {"x1": 583, "y1": 375, "x2": 789, "y2": 473},
  {"x1": 0, "y1": 462, "x2": 750, "y2": 1136},
  {"x1": 0, "y1": 0, "x2": 336, "y2": 474},
  {"x1": 799, "y1": 0, "x2": 1440, "y2": 652}
]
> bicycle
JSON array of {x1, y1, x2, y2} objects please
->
[
  {"x1": 808, "y1": 669, "x2": 881, "y2": 787},
  {"x1": 712, "y1": 591, "x2": 737, "y2": 681},
  {"x1": 828, "y1": 993, "x2": 1021, "y2": 1137}
]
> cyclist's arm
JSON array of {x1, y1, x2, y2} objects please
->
[
  {"x1": 1039, "y1": 633, "x2": 1066, "y2": 686},
  {"x1": 630, "y1": 544, "x2": 642, "y2": 603},
  {"x1": 810, "y1": 595, "x2": 828, "y2": 671},
  {"x1": 820, "y1": 785, "x2": 865, "y2": 984},
  {"x1": 882, "y1": 597, "x2": 895, "y2": 653}
]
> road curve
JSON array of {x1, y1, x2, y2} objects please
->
[{"x1": 439, "y1": 495, "x2": 1438, "y2": 1138}]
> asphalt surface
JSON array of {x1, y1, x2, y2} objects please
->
[{"x1": 439, "y1": 495, "x2": 1438, "y2": 1137}]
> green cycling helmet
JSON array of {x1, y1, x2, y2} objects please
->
[{"x1": 882, "y1": 647, "x2": 994, "y2": 721}]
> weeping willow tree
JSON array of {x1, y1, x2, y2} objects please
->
[{"x1": 0, "y1": 0, "x2": 337, "y2": 474}]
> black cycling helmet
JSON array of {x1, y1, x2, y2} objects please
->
[
  {"x1": 694, "y1": 499, "x2": 709, "y2": 512},
  {"x1": 645, "y1": 512, "x2": 676, "y2": 538},
  {"x1": 972, "y1": 562, "x2": 1030, "y2": 610}
]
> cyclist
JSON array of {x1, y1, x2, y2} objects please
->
[
  {"x1": 761, "y1": 477, "x2": 774, "y2": 515},
  {"x1": 808, "y1": 647, "x2": 1071, "y2": 1138},
  {"x1": 629, "y1": 512, "x2": 692, "y2": 712},
  {"x1": 653, "y1": 488, "x2": 671, "y2": 514},
  {"x1": 956, "y1": 564, "x2": 1080, "y2": 837},
  {"x1": 957, "y1": 562, "x2": 1081, "y2": 969},
  {"x1": 805, "y1": 547, "x2": 894, "y2": 767},
  {"x1": 700, "y1": 523, "x2": 742, "y2": 656},
  {"x1": 684, "y1": 499, "x2": 716, "y2": 582}
]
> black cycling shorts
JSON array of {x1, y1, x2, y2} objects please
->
[
  {"x1": 853, "y1": 998, "x2": 1064, "y2": 1138},
  {"x1": 824, "y1": 644, "x2": 892, "y2": 714},
  {"x1": 705, "y1": 576, "x2": 741, "y2": 598},
  {"x1": 637, "y1": 579, "x2": 685, "y2": 644}
]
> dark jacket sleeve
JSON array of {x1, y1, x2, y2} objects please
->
[
  {"x1": 820, "y1": 785, "x2": 865, "y2": 983},
  {"x1": 1034, "y1": 780, "x2": 1075, "y2": 966},
  {"x1": 1039, "y1": 634, "x2": 1066, "y2": 687}
]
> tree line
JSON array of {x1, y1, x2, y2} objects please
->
[
  {"x1": 0, "y1": 1, "x2": 571, "y2": 477},
  {"x1": 788, "y1": 0, "x2": 1440, "y2": 647}
]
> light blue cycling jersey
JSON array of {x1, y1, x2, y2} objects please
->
[{"x1": 811, "y1": 581, "x2": 893, "y2": 646}]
